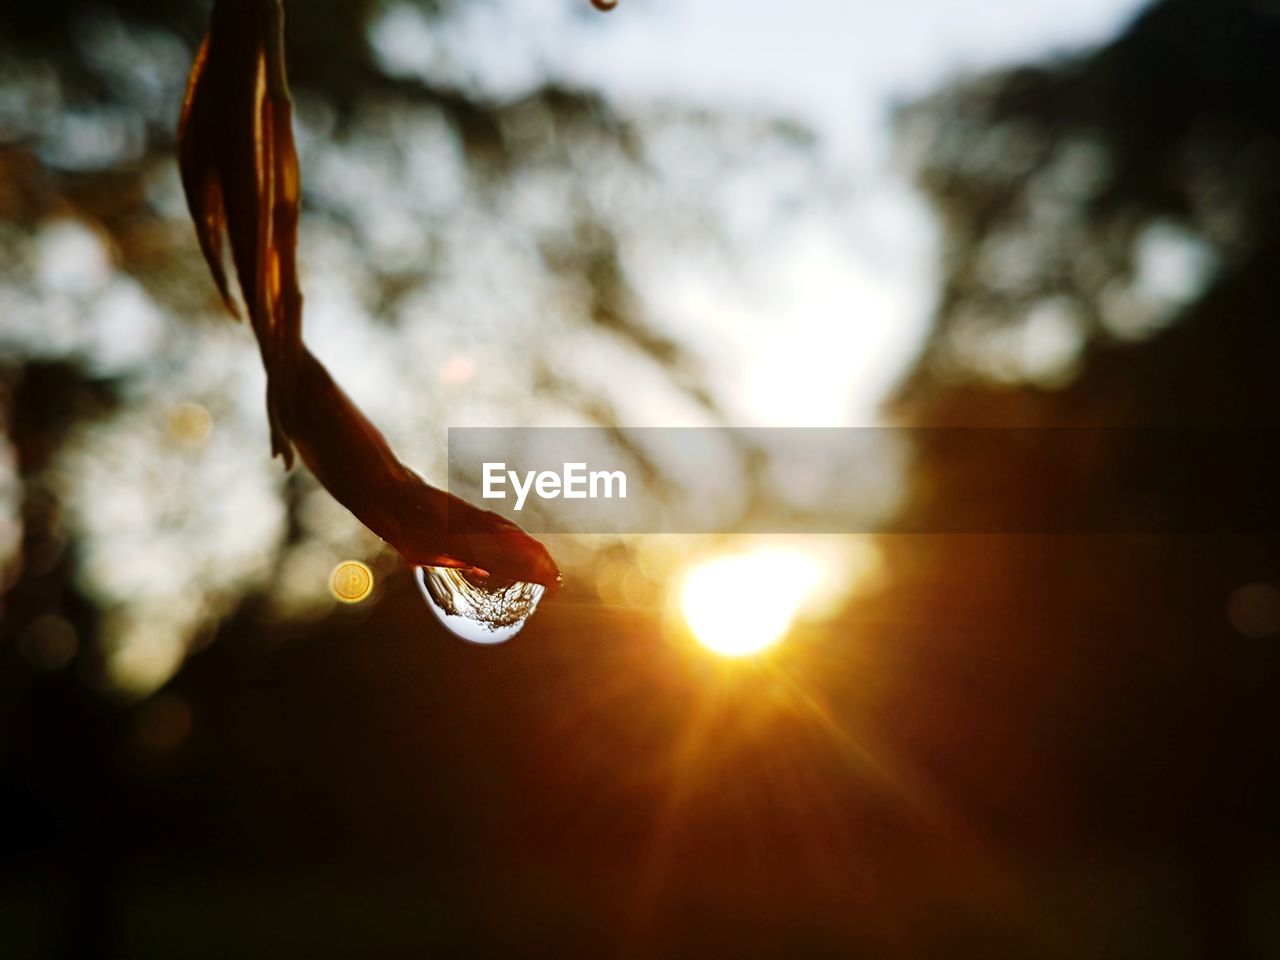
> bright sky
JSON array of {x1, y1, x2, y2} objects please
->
[{"x1": 372, "y1": 0, "x2": 1148, "y2": 424}]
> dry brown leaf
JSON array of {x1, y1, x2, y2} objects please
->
[{"x1": 178, "y1": 0, "x2": 560, "y2": 587}]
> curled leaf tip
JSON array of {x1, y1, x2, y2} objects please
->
[{"x1": 177, "y1": 0, "x2": 560, "y2": 591}]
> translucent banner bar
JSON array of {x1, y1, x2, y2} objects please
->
[{"x1": 446, "y1": 427, "x2": 1280, "y2": 534}]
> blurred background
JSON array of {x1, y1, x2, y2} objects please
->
[{"x1": 1, "y1": 0, "x2": 1278, "y2": 955}]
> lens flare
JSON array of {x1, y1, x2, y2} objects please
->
[{"x1": 679, "y1": 548, "x2": 822, "y2": 657}]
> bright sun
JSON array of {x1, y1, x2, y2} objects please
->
[{"x1": 679, "y1": 548, "x2": 823, "y2": 657}]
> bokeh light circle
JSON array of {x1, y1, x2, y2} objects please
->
[{"x1": 330, "y1": 560, "x2": 374, "y2": 604}]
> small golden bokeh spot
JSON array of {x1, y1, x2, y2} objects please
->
[
  {"x1": 17, "y1": 614, "x2": 78, "y2": 671},
  {"x1": 134, "y1": 694, "x2": 193, "y2": 755},
  {"x1": 168, "y1": 402, "x2": 213, "y2": 447},
  {"x1": 330, "y1": 560, "x2": 374, "y2": 604},
  {"x1": 1227, "y1": 581, "x2": 1280, "y2": 638}
]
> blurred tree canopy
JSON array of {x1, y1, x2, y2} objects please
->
[
  {"x1": 0, "y1": 0, "x2": 1278, "y2": 957},
  {"x1": 896, "y1": 0, "x2": 1280, "y2": 420},
  {"x1": 866, "y1": 0, "x2": 1280, "y2": 954}
]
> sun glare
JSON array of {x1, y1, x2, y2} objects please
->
[{"x1": 679, "y1": 549, "x2": 823, "y2": 657}]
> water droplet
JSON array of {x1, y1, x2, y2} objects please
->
[{"x1": 415, "y1": 566, "x2": 546, "y2": 645}]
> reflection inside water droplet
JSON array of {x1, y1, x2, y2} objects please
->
[{"x1": 415, "y1": 566, "x2": 546, "y2": 645}]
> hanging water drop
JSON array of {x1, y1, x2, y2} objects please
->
[{"x1": 415, "y1": 566, "x2": 547, "y2": 645}]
